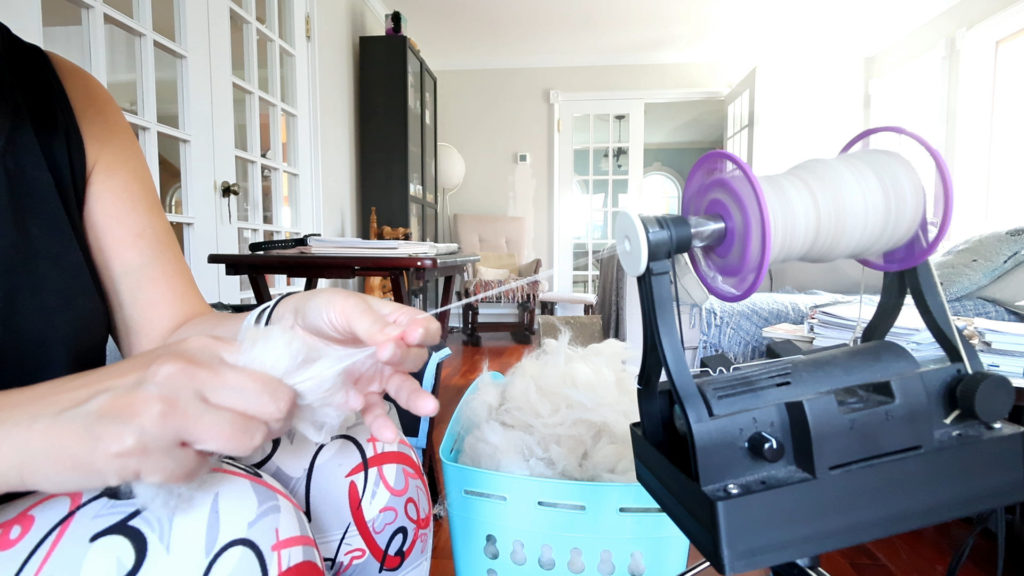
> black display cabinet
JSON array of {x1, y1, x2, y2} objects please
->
[{"x1": 358, "y1": 35, "x2": 437, "y2": 242}]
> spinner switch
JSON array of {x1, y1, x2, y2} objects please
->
[{"x1": 747, "y1": 431, "x2": 784, "y2": 463}]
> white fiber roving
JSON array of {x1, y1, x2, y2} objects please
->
[
  {"x1": 458, "y1": 335, "x2": 640, "y2": 483},
  {"x1": 131, "y1": 325, "x2": 374, "y2": 512},
  {"x1": 235, "y1": 325, "x2": 375, "y2": 444}
]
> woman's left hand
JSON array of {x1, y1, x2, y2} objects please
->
[{"x1": 267, "y1": 288, "x2": 442, "y2": 442}]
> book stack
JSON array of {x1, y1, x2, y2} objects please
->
[
  {"x1": 304, "y1": 237, "x2": 460, "y2": 256},
  {"x1": 806, "y1": 298, "x2": 944, "y2": 360},
  {"x1": 973, "y1": 318, "x2": 1024, "y2": 378},
  {"x1": 761, "y1": 322, "x2": 814, "y2": 343}
]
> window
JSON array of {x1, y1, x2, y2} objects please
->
[
  {"x1": 640, "y1": 164, "x2": 683, "y2": 215},
  {"x1": 985, "y1": 28, "x2": 1024, "y2": 232},
  {"x1": 945, "y1": 3, "x2": 1024, "y2": 245}
]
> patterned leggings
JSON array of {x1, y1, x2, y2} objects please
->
[{"x1": 0, "y1": 422, "x2": 433, "y2": 575}]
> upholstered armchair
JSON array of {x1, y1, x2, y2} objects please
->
[{"x1": 454, "y1": 213, "x2": 544, "y2": 345}]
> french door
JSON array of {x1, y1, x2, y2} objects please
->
[
  {"x1": 210, "y1": 0, "x2": 313, "y2": 304},
  {"x1": 7, "y1": 0, "x2": 312, "y2": 304},
  {"x1": 554, "y1": 98, "x2": 644, "y2": 297}
]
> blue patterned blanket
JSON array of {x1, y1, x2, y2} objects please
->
[{"x1": 696, "y1": 291, "x2": 1022, "y2": 364}]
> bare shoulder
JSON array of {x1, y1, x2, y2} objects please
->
[
  {"x1": 45, "y1": 51, "x2": 136, "y2": 174},
  {"x1": 44, "y1": 50, "x2": 210, "y2": 354}
]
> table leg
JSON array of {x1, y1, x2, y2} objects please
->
[
  {"x1": 249, "y1": 273, "x2": 272, "y2": 304},
  {"x1": 389, "y1": 272, "x2": 406, "y2": 305},
  {"x1": 437, "y1": 274, "x2": 457, "y2": 342},
  {"x1": 303, "y1": 277, "x2": 319, "y2": 291}
]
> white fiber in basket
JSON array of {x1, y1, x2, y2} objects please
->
[{"x1": 458, "y1": 335, "x2": 640, "y2": 482}]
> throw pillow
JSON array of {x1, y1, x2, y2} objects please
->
[
  {"x1": 972, "y1": 263, "x2": 1024, "y2": 315},
  {"x1": 476, "y1": 265, "x2": 511, "y2": 281},
  {"x1": 933, "y1": 227, "x2": 1024, "y2": 299},
  {"x1": 478, "y1": 252, "x2": 519, "y2": 276}
]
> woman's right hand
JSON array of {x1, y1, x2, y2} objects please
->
[{"x1": 0, "y1": 335, "x2": 296, "y2": 494}]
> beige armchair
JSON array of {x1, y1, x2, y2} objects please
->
[{"x1": 454, "y1": 213, "x2": 543, "y2": 345}]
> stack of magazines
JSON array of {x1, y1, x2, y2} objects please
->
[
  {"x1": 807, "y1": 298, "x2": 944, "y2": 360},
  {"x1": 305, "y1": 237, "x2": 459, "y2": 256},
  {"x1": 973, "y1": 318, "x2": 1024, "y2": 377}
]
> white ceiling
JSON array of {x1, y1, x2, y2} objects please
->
[{"x1": 382, "y1": 0, "x2": 959, "y2": 72}]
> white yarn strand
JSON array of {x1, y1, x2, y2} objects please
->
[{"x1": 759, "y1": 149, "x2": 925, "y2": 266}]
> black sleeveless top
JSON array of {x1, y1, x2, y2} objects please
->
[{"x1": 0, "y1": 23, "x2": 111, "y2": 388}]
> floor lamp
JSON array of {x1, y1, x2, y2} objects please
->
[{"x1": 438, "y1": 143, "x2": 466, "y2": 244}]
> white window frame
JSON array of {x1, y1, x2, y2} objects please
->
[{"x1": 953, "y1": 3, "x2": 1024, "y2": 244}]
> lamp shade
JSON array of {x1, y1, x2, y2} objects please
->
[{"x1": 437, "y1": 143, "x2": 466, "y2": 192}]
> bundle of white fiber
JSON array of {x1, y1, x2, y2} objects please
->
[
  {"x1": 458, "y1": 335, "x2": 640, "y2": 483},
  {"x1": 132, "y1": 325, "x2": 372, "y2": 511},
  {"x1": 235, "y1": 325, "x2": 374, "y2": 444}
]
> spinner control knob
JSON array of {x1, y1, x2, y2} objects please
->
[
  {"x1": 747, "y1": 431, "x2": 784, "y2": 463},
  {"x1": 956, "y1": 372, "x2": 1014, "y2": 425}
]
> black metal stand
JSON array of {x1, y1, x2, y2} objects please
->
[
  {"x1": 770, "y1": 558, "x2": 830, "y2": 576},
  {"x1": 628, "y1": 213, "x2": 1024, "y2": 576},
  {"x1": 678, "y1": 558, "x2": 831, "y2": 576}
]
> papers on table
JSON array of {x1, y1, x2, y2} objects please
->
[
  {"x1": 807, "y1": 298, "x2": 943, "y2": 360},
  {"x1": 765, "y1": 297, "x2": 1024, "y2": 375},
  {"x1": 973, "y1": 317, "x2": 1024, "y2": 377},
  {"x1": 761, "y1": 322, "x2": 814, "y2": 343},
  {"x1": 305, "y1": 237, "x2": 459, "y2": 256}
]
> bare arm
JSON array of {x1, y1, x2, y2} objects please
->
[
  {"x1": 48, "y1": 52, "x2": 241, "y2": 353},
  {"x1": 0, "y1": 336, "x2": 295, "y2": 494},
  {"x1": 0, "y1": 54, "x2": 442, "y2": 495}
]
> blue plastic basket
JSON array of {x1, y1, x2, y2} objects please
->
[{"x1": 440, "y1": 372, "x2": 690, "y2": 575}]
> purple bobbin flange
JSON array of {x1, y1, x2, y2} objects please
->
[
  {"x1": 839, "y1": 126, "x2": 953, "y2": 272},
  {"x1": 682, "y1": 150, "x2": 770, "y2": 302}
]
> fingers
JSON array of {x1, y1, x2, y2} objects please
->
[
  {"x1": 360, "y1": 395, "x2": 401, "y2": 444},
  {"x1": 383, "y1": 371, "x2": 440, "y2": 418},
  {"x1": 177, "y1": 401, "x2": 274, "y2": 457},
  {"x1": 144, "y1": 337, "x2": 297, "y2": 440},
  {"x1": 349, "y1": 298, "x2": 440, "y2": 349},
  {"x1": 357, "y1": 372, "x2": 439, "y2": 445},
  {"x1": 198, "y1": 367, "x2": 296, "y2": 437},
  {"x1": 375, "y1": 338, "x2": 431, "y2": 372},
  {"x1": 301, "y1": 289, "x2": 442, "y2": 349}
]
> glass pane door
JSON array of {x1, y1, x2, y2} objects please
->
[
  {"x1": 41, "y1": 0, "x2": 201, "y2": 269},
  {"x1": 213, "y1": 0, "x2": 310, "y2": 303},
  {"x1": 557, "y1": 100, "x2": 644, "y2": 297}
]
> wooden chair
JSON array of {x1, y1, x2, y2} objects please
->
[{"x1": 454, "y1": 214, "x2": 543, "y2": 345}]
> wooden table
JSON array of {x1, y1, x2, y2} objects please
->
[{"x1": 208, "y1": 252, "x2": 479, "y2": 338}]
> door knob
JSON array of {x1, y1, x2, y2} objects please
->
[{"x1": 220, "y1": 180, "x2": 240, "y2": 197}]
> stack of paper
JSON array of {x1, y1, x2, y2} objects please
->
[
  {"x1": 761, "y1": 322, "x2": 814, "y2": 343},
  {"x1": 807, "y1": 298, "x2": 943, "y2": 360},
  {"x1": 305, "y1": 237, "x2": 459, "y2": 256},
  {"x1": 973, "y1": 318, "x2": 1024, "y2": 377}
]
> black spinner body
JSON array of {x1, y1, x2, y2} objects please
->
[{"x1": 629, "y1": 214, "x2": 1024, "y2": 574}]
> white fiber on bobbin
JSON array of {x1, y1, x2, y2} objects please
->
[{"x1": 760, "y1": 149, "x2": 925, "y2": 266}]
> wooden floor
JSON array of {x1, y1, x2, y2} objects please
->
[{"x1": 425, "y1": 333, "x2": 1016, "y2": 576}]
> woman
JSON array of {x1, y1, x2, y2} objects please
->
[{"x1": 0, "y1": 22, "x2": 436, "y2": 574}]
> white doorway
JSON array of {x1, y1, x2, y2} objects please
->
[
  {"x1": 552, "y1": 91, "x2": 728, "y2": 302},
  {"x1": 554, "y1": 98, "x2": 644, "y2": 296}
]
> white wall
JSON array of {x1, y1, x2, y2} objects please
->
[
  {"x1": 437, "y1": 63, "x2": 730, "y2": 270},
  {"x1": 0, "y1": 4, "x2": 42, "y2": 43},
  {"x1": 866, "y1": 0, "x2": 1023, "y2": 244},
  {"x1": 868, "y1": 0, "x2": 1021, "y2": 78},
  {"x1": 750, "y1": 56, "x2": 867, "y2": 175},
  {"x1": 312, "y1": 0, "x2": 382, "y2": 237}
]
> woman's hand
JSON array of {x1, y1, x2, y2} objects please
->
[
  {"x1": 0, "y1": 336, "x2": 296, "y2": 494},
  {"x1": 268, "y1": 288, "x2": 442, "y2": 442}
]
